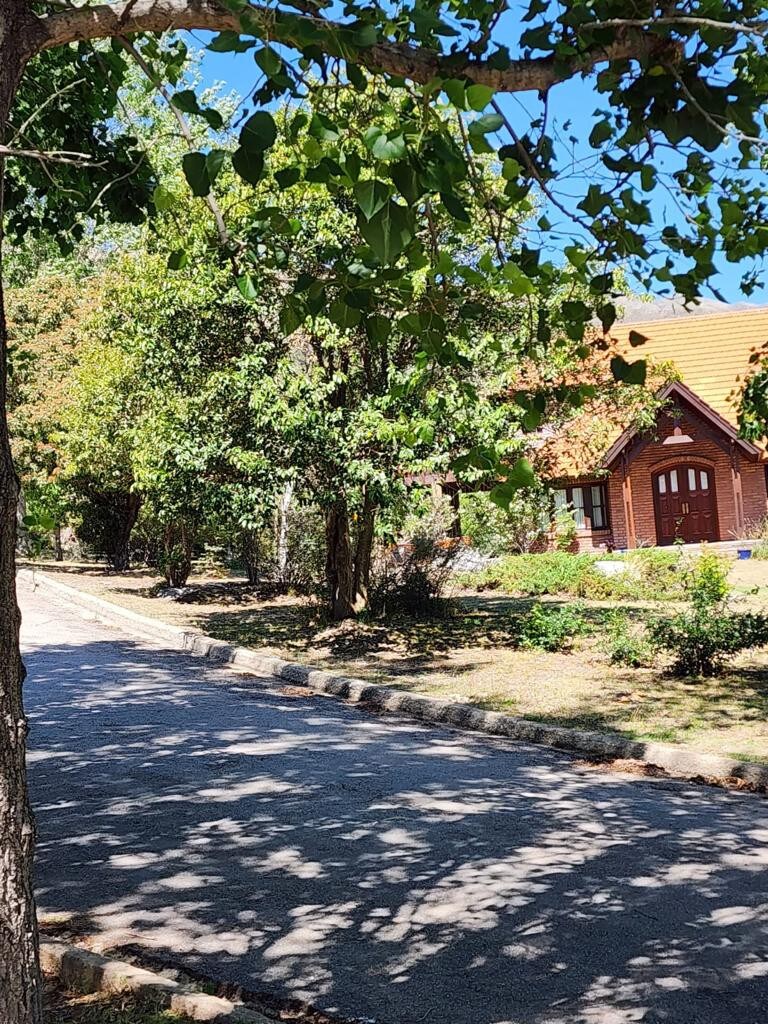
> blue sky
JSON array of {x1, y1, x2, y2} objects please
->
[{"x1": 194, "y1": 34, "x2": 767, "y2": 307}]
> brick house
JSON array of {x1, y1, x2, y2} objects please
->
[{"x1": 547, "y1": 307, "x2": 768, "y2": 551}]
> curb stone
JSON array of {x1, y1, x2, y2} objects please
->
[
  {"x1": 40, "y1": 939, "x2": 271, "y2": 1022},
  {"x1": 19, "y1": 567, "x2": 768, "y2": 791}
]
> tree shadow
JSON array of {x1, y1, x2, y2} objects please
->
[{"x1": 23, "y1": 616, "x2": 768, "y2": 1024}]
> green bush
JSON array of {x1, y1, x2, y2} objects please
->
[
  {"x1": 752, "y1": 542, "x2": 768, "y2": 560},
  {"x1": 601, "y1": 610, "x2": 655, "y2": 667},
  {"x1": 458, "y1": 489, "x2": 551, "y2": 556},
  {"x1": 651, "y1": 610, "x2": 768, "y2": 677},
  {"x1": 518, "y1": 601, "x2": 588, "y2": 652},
  {"x1": 650, "y1": 550, "x2": 768, "y2": 676},
  {"x1": 467, "y1": 551, "x2": 609, "y2": 598}
]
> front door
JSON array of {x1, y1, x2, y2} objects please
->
[{"x1": 653, "y1": 465, "x2": 719, "y2": 545}]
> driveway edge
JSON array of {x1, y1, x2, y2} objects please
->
[
  {"x1": 40, "y1": 939, "x2": 270, "y2": 1022},
  {"x1": 20, "y1": 567, "x2": 768, "y2": 791}
]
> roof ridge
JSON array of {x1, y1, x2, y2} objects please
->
[{"x1": 618, "y1": 305, "x2": 768, "y2": 329}]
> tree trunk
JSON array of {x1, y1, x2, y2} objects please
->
[
  {"x1": 325, "y1": 500, "x2": 356, "y2": 620},
  {"x1": 276, "y1": 481, "x2": 293, "y2": 583},
  {"x1": 110, "y1": 491, "x2": 141, "y2": 572},
  {"x1": 163, "y1": 522, "x2": 193, "y2": 588},
  {"x1": 0, "y1": 8, "x2": 44, "y2": 1021},
  {"x1": 53, "y1": 525, "x2": 63, "y2": 562},
  {"x1": 352, "y1": 494, "x2": 376, "y2": 609}
]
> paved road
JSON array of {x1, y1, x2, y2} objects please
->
[{"x1": 20, "y1": 580, "x2": 768, "y2": 1024}]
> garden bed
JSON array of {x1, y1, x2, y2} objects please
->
[{"x1": 23, "y1": 559, "x2": 768, "y2": 764}]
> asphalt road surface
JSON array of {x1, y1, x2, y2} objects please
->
[{"x1": 20, "y1": 578, "x2": 768, "y2": 1024}]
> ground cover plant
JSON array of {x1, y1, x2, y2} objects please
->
[{"x1": 461, "y1": 548, "x2": 684, "y2": 601}]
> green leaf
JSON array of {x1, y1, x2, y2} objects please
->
[
  {"x1": 254, "y1": 45, "x2": 282, "y2": 78},
  {"x1": 440, "y1": 191, "x2": 470, "y2": 222},
  {"x1": 170, "y1": 89, "x2": 199, "y2": 115},
  {"x1": 363, "y1": 127, "x2": 407, "y2": 161},
  {"x1": 466, "y1": 84, "x2": 494, "y2": 111},
  {"x1": 237, "y1": 274, "x2": 259, "y2": 301},
  {"x1": 309, "y1": 112, "x2": 340, "y2": 142},
  {"x1": 501, "y1": 261, "x2": 535, "y2": 295},
  {"x1": 240, "y1": 111, "x2": 277, "y2": 154},
  {"x1": 468, "y1": 113, "x2": 503, "y2": 137},
  {"x1": 182, "y1": 152, "x2": 210, "y2": 197},
  {"x1": 275, "y1": 166, "x2": 301, "y2": 189},
  {"x1": 359, "y1": 200, "x2": 414, "y2": 263},
  {"x1": 167, "y1": 249, "x2": 188, "y2": 271},
  {"x1": 153, "y1": 184, "x2": 176, "y2": 212},
  {"x1": 365, "y1": 314, "x2": 391, "y2": 344},
  {"x1": 589, "y1": 119, "x2": 613, "y2": 148},
  {"x1": 490, "y1": 458, "x2": 537, "y2": 508},
  {"x1": 610, "y1": 355, "x2": 647, "y2": 385},
  {"x1": 208, "y1": 31, "x2": 253, "y2": 53},
  {"x1": 280, "y1": 300, "x2": 304, "y2": 334},
  {"x1": 629, "y1": 329, "x2": 649, "y2": 348},
  {"x1": 353, "y1": 179, "x2": 390, "y2": 220},
  {"x1": 443, "y1": 79, "x2": 467, "y2": 110},
  {"x1": 205, "y1": 149, "x2": 227, "y2": 184},
  {"x1": 231, "y1": 147, "x2": 264, "y2": 185},
  {"x1": 329, "y1": 298, "x2": 362, "y2": 329}
]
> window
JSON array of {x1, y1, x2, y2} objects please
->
[
  {"x1": 700, "y1": 469, "x2": 709, "y2": 490},
  {"x1": 657, "y1": 474, "x2": 667, "y2": 495},
  {"x1": 670, "y1": 469, "x2": 679, "y2": 493},
  {"x1": 688, "y1": 468, "x2": 697, "y2": 491},
  {"x1": 553, "y1": 483, "x2": 608, "y2": 531}
]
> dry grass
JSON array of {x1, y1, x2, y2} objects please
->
[
  {"x1": 25, "y1": 560, "x2": 768, "y2": 764},
  {"x1": 43, "y1": 978, "x2": 185, "y2": 1023}
]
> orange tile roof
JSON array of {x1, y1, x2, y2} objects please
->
[{"x1": 612, "y1": 306, "x2": 768, "y2": 426}]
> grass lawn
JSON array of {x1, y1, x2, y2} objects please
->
[{"x1": 25, "y1": 559, "x2": 768, "y2": 764}]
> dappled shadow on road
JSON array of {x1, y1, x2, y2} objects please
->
[{"x1": 24, "y1": 631, "x2": 768, "y2": 1024}]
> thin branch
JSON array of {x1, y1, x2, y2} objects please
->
[
  {"x1": 589, "y1": 16, "x2": 768, "y2": 40},
  {"x1": 115, "y1": 34, "x2": 241, "y2": 271},
  {"x1": 0, "y1": 145, "x2": 107, "y2": 167},
  {"x1": 9, "y1": 77, "x2": 86, "y2": 145}
]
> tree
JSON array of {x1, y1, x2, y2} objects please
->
[{"x1": 5, "y1": 4, "x2": 768, "y2": 1021}]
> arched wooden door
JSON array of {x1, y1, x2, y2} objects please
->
[{"x1": 652, "y1": 464, "x2": 719, "y2": 545}]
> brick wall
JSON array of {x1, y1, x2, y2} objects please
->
[
  {"x1": 603, "y1": 409, "x2": 767, "y2": 549},
  {"x1": 573, "y1": 407, "x2": 765, "y2": 552}
]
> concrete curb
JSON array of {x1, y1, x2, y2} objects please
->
[
  {"x1": 40, "y1": 939, "x2": 270, "y2": 1022},
  {"x1": 19, "y1": 567, "x2": 768, "y2": 791}
]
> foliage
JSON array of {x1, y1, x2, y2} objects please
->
[
  {"x1": 651, "y1": 552, "x2": 768, "y2": 676},
  {"x1": 601, "y1": 611, "x2": 655, "y2": 668},
  {"x1": 368, "y1": 515, "x2": 456, "y2": 618},
  {"x1": 467, "y1": 551, "x2": 610, "y2": 598},
  {"x1": 459, "y1": 488, "x2": 550, "y2": 555},
  {"x1": 518, "y1": 602, "x2": 588, "y2": 653}
]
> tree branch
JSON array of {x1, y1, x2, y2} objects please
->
[
  {"x1": 36, "y1": 0, "x2": 677, "y2": 93},
  {"x1": 0, "y1": 144, "x2": 107, "y2": 166}
]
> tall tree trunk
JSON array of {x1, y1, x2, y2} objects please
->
[
  {"x1": 53, "y1": 525, "x2": 63, "y2": 562},
  {"x1": 325, "y1": 500, "x2": 356, "y2": 620},
  {"x1": 276, "y1": 481, "x2": 293, "y2": 583},
  {"x1": 110, "y1": 491, "x2": 141, "y2": 572},
  {"x1": 0, "y1": 9, "x2": 44, "y2": 1022},
  {"x1": 352, "y1": 493, "x2": 376, "y2": 609}
]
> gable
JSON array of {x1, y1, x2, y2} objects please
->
[{"x1": 602, "y1": 381, "x2": 761, "y2": 469}]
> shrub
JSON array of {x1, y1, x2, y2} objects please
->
[
  {"x1": 466, "y1": 551, "x2": 611, "y2": 599},
  {"x1": 752, "y1": 542, "x2": 768, "y2": 560},
  {"x1": 518, "y1": 601, "x2": 588, "y2": 652},
  {"x1": 601, "y1": 611, "x2": 655, "y2": 667},
  {"x1": 650, "y1": 550, "x2": 768, "y2": 676},
  {"x1": 369, "y1": 523, "x2": 455, "y2": 618},
  {"x1": 650, "y1": 610, "x2": 768, "y2": 677}
]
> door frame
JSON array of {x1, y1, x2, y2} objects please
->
[{"x1": 651, "y1": 459, "x2": 720, "y2": 546}]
